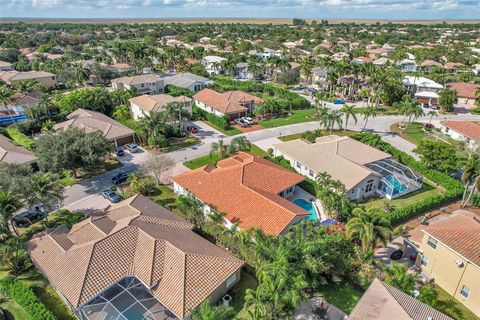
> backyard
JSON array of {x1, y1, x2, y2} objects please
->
[{"x1": 315, "y1": 283, "x2": 364, "y2": 314}]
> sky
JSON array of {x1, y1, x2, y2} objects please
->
[{"x1": 1, "y1": 0, "x2": 480, "y2": 20}]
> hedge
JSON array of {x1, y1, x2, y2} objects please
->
[
  {"x1": 192, "y1": 105, "x2": 230, "y2": 130},
  {"x1": 352, "y1": 133, "x2": 464, "y2": 225},
  {"x1": 6, "y1": 127, "x2": 35, "y2": 150},
  {"x1": 0, "y1": 277, "x2": 56, "y2": 320}
]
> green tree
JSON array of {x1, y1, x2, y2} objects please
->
[
  {"x1": 56, "y1": 87, "x2": 114, "y2": 115},
  {"x1": 439, "y1": 88, "x2": 458, "y2": 112},
  {"x1": 460, "y1": 155, "x2": 480, "y2": 207},
  {"x1": 315, "y1": 172, "x2": 351, "y2": 220},
  {"x1": 0, "y1": 192, "x2": 21, "y2": 237},
  {"x1": 229, "y1": 136, "x2": 251, "y2": 154},
  {"x1": 34, "y1": 128, "x2": 113, "y2": 177},
  {"x1": 346, "y1": 207, "x2": 392, "y2": 253},
  {"x1": 27, "y1": 172, "x2": 64, "y2": 223},
  {"x1": 210, "y1": 139, "x2": 229, "y2": 161},
  {"x1": 0, "y1": 237, "x2": 30, "y2": 276},
  {"x1": 340, "y1": 104, "x2": 357, "y2": 131},
  {"x1": 415, "y1": 140, "x2": 459, "y2": 173},
  {"x1": 190, "y1": 300, "x2": 235, "y2": 320},
  {"x1": 361, "y1": 106, "x2": 378, "y2": 131},
  {"x1": 0, "y1": 86, "x2": 15, "y2": 125},
  {"x1": 382, "y1": 262, "x2": 418, "y2": 294}
]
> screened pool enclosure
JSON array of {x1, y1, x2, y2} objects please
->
[
  {"x1": 365, "y1": 159, "x2": 423, "y2": 199},
  {"x1": 78, "y1": 276, "x2": 179, "y2": 320}
]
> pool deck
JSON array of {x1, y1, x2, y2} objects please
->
[{"x1": 288, "y1": 187, "x2": 327, "y2": 221}]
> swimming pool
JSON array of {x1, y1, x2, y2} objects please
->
[
  {"x1": 293, "y1": 198, "x2": 318, "y2": 221},
  {"x1": 382, "y1": 175, "x2": 408, "y2": 195}
]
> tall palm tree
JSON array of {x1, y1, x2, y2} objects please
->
[
  {"x1": 229, "y1": 136, "x2": 251, "y2": 154},
  {"x1": 28, "y1": 173, "x2": 64, "y2": 225},
  {"x1": 341, "y1": 104, "x2": 358, "y2": 131},
  {"x1": 0, "y1": 191, "x2": 21, "y2": 237},
  {"x1": 210, "y1": 139, "x2": 229, "y2": 160},
  {"x1": 361, "y1": 106, "x2": 378, "y2": 131},
  {"x1": 427, "y1": 110, "x2": 438, "y2": 125},
  {"x1": 327, "y1": 109, "x2": 343, "y2": 133},
  {"x1": 461, "y1": 155, "x2": 480, "y2": 207},
  {"x1": 399, "y1": 97, "x2": 424, "y2": 133},
  {"x1": 346, "y1": 207, "x2": 392, "y2": 253},
  {"x1": 163, "y1": 101, "x2": 189, "y2": 130},
  {"x1": 299, "y1": 57, "x2": 314, "y2": 84},
  {"x1": 0, "y1": 86, "x2": 15, "y2": 125}
]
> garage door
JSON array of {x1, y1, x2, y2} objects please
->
[{"x1": 115, "y1": 135, "x2": 134, "y2": 146}]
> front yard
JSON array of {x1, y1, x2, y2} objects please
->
[
  {"x1": 361, "y1": 180, "x2": 443, "y2": 214},
  {"x1": 278, "y1": 129, "x2": 357, "y2": 142},
  {"x1": 258, "y1": 109, "x2": 318, "y2": 128},
  {"x1": 203, "y1": 120, "x2": 242, "y2": 136}
]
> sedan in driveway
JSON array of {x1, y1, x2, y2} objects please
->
[
  {"x1": 241, "y1": 117, "x2": 254, "y2": 125},
  {"x1": 102, "y1": 189, "x2": 122, "y2": 203},
  {"x1": 13, "y1": 210, "x2": 47, "y2": 228},
  {"x1": 125, "y1": 143, "x2": 139, "y2": 153},
  {"x1": 235, "y1": 118, "x2": 249, "y2": 127},
  {"x1": 111, "y1": 169, "x2": 134, "y2": 185}
]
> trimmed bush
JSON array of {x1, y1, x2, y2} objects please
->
[
  {"x1": 206, "y1": 113, "x2": 230, "y2": 130},
  {"x1": 352, "y1": 133, "x2": 464, "y2": 225},
  {"x1": 6, "y1": 127, "x2": 35, "y2": 150},
  {"x1": 0, "y1": 277, "x2": 56, "y2": 320}
]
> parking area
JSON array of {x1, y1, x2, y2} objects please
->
[{"x1": 232, "y1": 123, "x2": 264, "y2": 133}]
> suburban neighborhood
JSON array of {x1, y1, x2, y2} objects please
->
[{"x1": 0, "y1": 12, "x2": 480, "y2": 320}]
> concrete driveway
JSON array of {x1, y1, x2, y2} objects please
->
[
  {"x1": 254, "y1": 137, "x2": 283, "y2": 152},
  {"x1": 190, "y1": 120, "x2": 227, "y2": 140}
]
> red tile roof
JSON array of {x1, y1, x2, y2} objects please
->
[
  {"x1": 441, "y1": 120, "x2": 480, "y2": 140},
  {"x1": 172, "y1": 152, "x2": 308, "y2": 236},
  {"x1": 446, "y1": 82, "x2": 480, "y2": 99},
  {"x1": 193, "y1": 88, "x2": 263, "y2": 115},
  {"x1": 423, "y1": 214, "x2": 480, "y2": 266}
]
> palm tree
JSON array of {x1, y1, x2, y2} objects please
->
[
  {"x1": 327, "y1": 109, "x2": 343, "y2": 133},
  {"x1": 245, "y1": 289, "x2": 267, "y2": 320},
  {"x1": 299, "y1": 57, "x2": 314, "y2": 84},
  {"x1": 346, "y1": 207, "x2": 392, "y2": 253},
  {"x1": 210, "y1": 139, "x2": 229, "y2": 161},
  {"x1": 461, "y1": 155, "x2": 480, "y2": 207},
  {"x1": 341, "y1": 104, "x2": 358, "y2": 131},
  {"x1": 0, "y1": 192, "x2": 21, "y2": 237},
  {"x1": 361, "y1": 106, "x2": 378, "y2": 131},
  {"x1": 27, "y1": 172, "x2": 65, "y2": 224},
  {"x1": 0, "y1": 86, "x2": 15, "y2": 125},
  {"x1": 190, "y1": 300, "x2": 234, "y2": 320},
  {"x1": 399, "y1": 97, "x2": 424, "y2": 133},
  {"x1": 382, "y1": 262, "x2": 418, "y2": 294},
  {"x1": 427, "y1": 110, "x2": 438, "y2": 125},
  {"x1": 74, "y1": 63, "x2": 91, "y2": 87},
  {"x1": 163, "y1": 101, "x2": 189, "y2": 130},
  {"x1": 229, "y1": 136, "x2": 251, "y2": 154}
]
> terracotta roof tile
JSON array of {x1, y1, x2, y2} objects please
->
[
  {"x1": 441, "y1": 120, "x2": 480, "y2": 140},
  {"x1": 172, "y1": 152, "x2": 308, "y2": 236},
  {"x1": 193, "y1": 88, "x2": 263, "y2": 115},
  {"x1": 446, "y1": 82, "x2": 480, "y2": 99}
]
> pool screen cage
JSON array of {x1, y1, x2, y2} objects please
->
[
  {"x1": 78, "y1": 276, "x2": 179, "y2": 320},
  {"x1": 365, "y1": 159, "x2": 423, "y2": 199}
]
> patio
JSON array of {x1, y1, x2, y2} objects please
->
[
  {"x1": 292, "y1": 297, "x2": 347, "y2": 320},
  {"x1": 287, "y1": 187, "x2": 327, "y2": 222}
]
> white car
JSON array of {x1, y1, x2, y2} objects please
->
[{"x1": 242, "y1": 117, "x2": 254, "y2": 125}]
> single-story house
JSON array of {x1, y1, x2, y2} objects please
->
[
  {"x1": 0, "y1": 70, "x2": 57, "y2": 89},
  {"x1": 420, "y1": 60, "x2": 444, "y2": 71},
  {"x1": 0, "y1": 134, "x2": 37, "y2": 166},
  {"x1": 0, "y1": 60, "x2": 13, "y2": 71},
  {"x1": 403, "y1": 76, "x2": 443, "y2": 94},
  {"x1": 28, "y1": 194, "x2": 244, "y2": 320},
  {"x1": 440, "y1": 120, "x2": 480, "y2": 151},
  {"x1": 373, "y1": 57, "x2": 390, "y2": 68},
  {"x1": 128, "y1": 94, "x2": 192, "y2": 123},
  {"x1": 397, "y1": 59, "x2": 417, "y2": 73},
  {"x1": 172, "y1": 152, "x2": 310, "y2": 236},
  {"x1": 193, "y1": 88, "x2": 263, "y2": 119},
  {"x1": 54, "y1": 108, "x2": 135, "y2": 147},
  {"x1": 274, "y1": 135, "x2": 423, "y2": 201},
  {"x1": 351, "y1": 56, "x2": 372, "y2": 65},
  {"x1": 446, "y1": 82, "x2": 480, "y2": 110},
  {"x1": 445, "y1": 62, "x2": 467, "y2": 74},
  {"x1": 162, "y1": 72, "x2": 211, "y2": 92},
  {"x1": 111, "y1": 74, "x2": 165, "y2": 95},
  {"x1": 200, "y1": 56, "x2": 226, "y2": 76},
  {"x1": 349, "y1": 278, "x2": 452, "y2": 320}
]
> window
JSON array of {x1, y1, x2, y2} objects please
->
[
  {"x1": 296, "y1": 162, "x2": 302, "y2": 169},
  {"x1": 365, "y1": 179, "x2": 374, "y2": 193},
  {"x1": 460, "y1": 285, "x2": 470, "y2": 298},
  {"x1": 309, "y1": 170, "x2": 314, "y2": 177},
  {"x1": 226, "y1": 273, "x2": 237, "y2": 288},
  {"x1": 427, "y1": 237, "x2": 437, "y2": 249},
  {"x1": 421, "y1": 256, "x2": 429, "y2": 266}
]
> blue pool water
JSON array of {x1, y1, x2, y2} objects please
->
[
  {"x1": 293, "y1": 198, "x2": 318, "y2": 221},
  {"x1": 383, "y1": 175, "x2": 408, "y2": 195}
]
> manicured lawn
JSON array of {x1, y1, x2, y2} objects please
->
[
  {"x1": 258, "y1": 109, "x2": 318, "y2": 128},
  {"x1": 183, "y1": 144, "x2": 267, "y2": 169},
  {"x1": 149, "y1": 185, "x2": 186, "y2": 219},
  {"x1": 278, "y1": 129, "x2": 357, "y2": 142},
  {"x1": 6, "y1": 127, "x2": 35, "y2": 150},
  {"x1": 315, "y1": 283, "x2": 363, "y2": 314},
  {"x1": 361, "y1": 180, "x2": 443, "y2": 213},
  {"x1": 203, "y1": 120, "x2": 242, "y2": 136},
  {"x1": 164, "y1": 135, "x2": 201, "y2": 152},
  {"x1": 231, "y1": 271, "x2": 259, "y2": 320},
  {"x1": 433, "y1": 285, "x2": 479, "y2": 320},
  {"x1": 0, "y1": 297, "x2": 30, "y2": 320}
]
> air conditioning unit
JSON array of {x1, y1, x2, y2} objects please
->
[
  {"x1": 222, "y1": 294, "x2": 232, "y2": 306},
  {"x1": 455, "y1": 260, "x2": 464, "y2": 267}
]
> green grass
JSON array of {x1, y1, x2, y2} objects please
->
[
  {"x1": 183, "y1": 144, "x2": 267, "y2": 170},
  {"x1": 149, "y1": 185, "x2": 186, "y2": 219},
  {"x1": 315, "y1": 283, "x2": 363, "y2": 313},
  {"x1": 231, "y1": 271, "x2": 259, "y2": 320},
  {"x1": 278, "y1": 129, "x2": 357, "y2": 142},
  {"x1": 360, "y1": 180, "x2": 443, "y2": 213},
  {"x1": 6, "y1": 127, "x2": 35, "y2": 150},
  {"x1": 59, "y1": 170, "x2": 76, "y2": 186},
  {"x1": 164, "y1": 135, "x2": 201, "y2": 152},
  {"x1": 433, "y1": 285, "x2": 479, "y2": 320},
  {"x1": 258, "y1": 109, "x2": 318, "y2": 128},
  {"x1": 0, "y1": 297, "x2": 30, "y2": 320},
  {"x1": 203, "y1": 120, "x2": 242, "y2": 136}
]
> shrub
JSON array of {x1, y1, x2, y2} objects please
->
[
  {"x1": 206, "y1": 113, "x2": 230, "y2": 130},
  {"x1": 6, "y1": 127, "x2": 35, "y2": 150},
  {"x1": 267, "y1": 148, "x2": 273, "y2": 156},
  {"x1": 0, "y1": 277, "x2": 56, "y2": 320},
  {"x1": 352, "y1": 133, "x2": 463, "y2": 224}
]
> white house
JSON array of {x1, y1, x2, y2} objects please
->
[
  {"x1": 397, "y1": 59, "x2": 417, "y2": 73},
  {"x1": 403, "y1": 76, "x2": 443, "y2": 94},
  {"x1": 128, "y1": 94, "x2": 192, "y2": 127},
  {"x1": 111, "y1": 74, "x2": 164, "y2": 95},
  {"x1": 162, "y1": 72, "x2": 211, "y2": 91},
  {"x1": 440, "y1": 121, "x2": 480, "y2": 151},
  {"x1": 200, "y1": 56, "x2": 226, "y2": 76}
]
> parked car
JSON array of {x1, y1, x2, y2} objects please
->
[
  {"x1": 12, "y1": 210, "x2": 47, "y2": 228},
  {"x1": 187, "y1": 126, "x2": 198, "y2": 134},
  {"x1": 111, "y1": 169, "x2": 134, "y2": 185},
  {"x1": 115, "y1": 146, "x2": 124, "y2": 156},
  {"x1": 333, "y1": 99, "x2": 345, "y2": 105},
  {"x1": 235, "y1": 118, "x2": 249, "y2": 127},
  {"x1": 125, "y1": 143, "x2": 138, "y2": 153},
  {"x1": 241, "y1": 117, "x2": 254, "y2": 125},
  {"x1": 102, "y1": 189, "x2": 122, "y2": 203}
]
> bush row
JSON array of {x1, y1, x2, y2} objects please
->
[
  {"x1": 352, "y1": 133, "x2": 464, "y2": 225},
  {"x1": 0, "y1": 277, "x2": 56, "y2": 320},
  {"x1": 192, "y1": 105, "x2": 231, "y2": 130}
]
